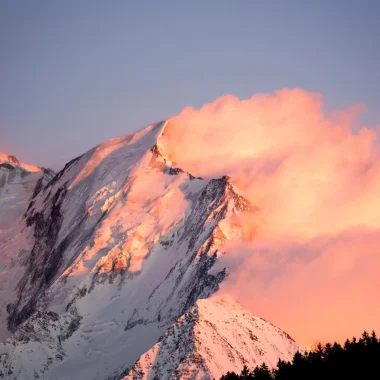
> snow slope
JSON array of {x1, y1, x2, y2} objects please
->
[
  {"x1": 123, "y1": 297, "x2": 300, "y2": 380},
  {"x1": 0, "y1": 153, "x2": 54, "y2": 230},
  {"x1": 0, "y1": 123, "x2": 299, "y2": 379},
  {"x1": 0, "y1": 168, "x2": 41, "y2": 230},
  {"x1": 0, "y1": 155, "x2": 55, "y2": 340}
]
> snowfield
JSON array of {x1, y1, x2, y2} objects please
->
[
  {"x1": 123, "y1": 297, "x2": 299, "y2": 380},
  {"x1": 0, "y1": 123, "x2": 300, "y2": 379}
]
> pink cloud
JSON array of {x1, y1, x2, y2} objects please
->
[
  {"x1": 215, "y1": 230, "x2": 380, "y2": 346},
  {"x1": 160, "y1": 89, "x2": 380, "y2": 345}
]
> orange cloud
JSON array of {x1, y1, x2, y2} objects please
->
[
  {"x1": 159, "y1": 89, "x2": 380, "y2": 345},
  {"x1": 214, "y1": 230, "x2": 380, "y2": 346}
]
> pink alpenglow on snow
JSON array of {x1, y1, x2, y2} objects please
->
[
  {"x1": 1, "y1": 89, "x2": 380, "y2": 379},
  {"x1": 0, "y1": 152, "x2": 41, "y2": 173}
]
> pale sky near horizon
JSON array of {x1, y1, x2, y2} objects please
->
[{"x1": 1, "y1": 0, "x2": 379, "y2": 170}]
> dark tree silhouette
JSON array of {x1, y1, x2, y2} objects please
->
[{"x1": 220, "y1": 330, "x2": 380, "y2": 379}]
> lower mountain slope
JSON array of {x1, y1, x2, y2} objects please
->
[{"x1": 122, "y1": 297, "x2": 300, "y2": 380}]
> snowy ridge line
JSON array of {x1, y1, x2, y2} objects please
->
[
  {"x1": 119, "y1": 298, "x2": 300, "y2": 380},
  {"x1": 0, "y1": 121, "x2": 299, "y2": 379}
]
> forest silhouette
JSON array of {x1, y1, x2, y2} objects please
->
[{"x1": 220, "y1": 331, "x2": 380, "y2": 379}]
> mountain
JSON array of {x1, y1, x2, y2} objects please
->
[
  {"x1": 0, "y1": 123, "x2": 299, "y2": 379},
  {"x1": 122, "y1": 297, "x2": 299, "y2": 380},
  {"x1": 0, "y1": 152, "x2": 55, "y2": 175},
  {"x1": 0, "y1": 153, "x2": 40, "y2": 173},
  {"x1": 0, "y1": 153, "x2": 54, "y2": 231}
]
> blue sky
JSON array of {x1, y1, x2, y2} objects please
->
[{"x1": 1, "y1": 0, "x2": 379, "y2": 170}]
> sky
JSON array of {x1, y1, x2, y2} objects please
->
[{"x1": 0, "y1": 0, "x2": 379, "y2": 170}]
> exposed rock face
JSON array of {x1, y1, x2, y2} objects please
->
[
  {"x1": 0, "y1": 153, "x2": 53, "y2": 231},
  {"x1": 0, "y1": 123, "x2": 299, "y2": 380},
  {"x1": 7, "y1": 183, "x2": 68, "y2": 331},
  {"x1": 0, "y1": 306, "x2": 81, "y2": 379},
  {"x1": 0, "y1": 163, "x2": 15, "y2": 171}
]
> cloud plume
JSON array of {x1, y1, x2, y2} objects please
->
[{"x1": 159, "y1": 89, "x2": 380, "y2": 345}]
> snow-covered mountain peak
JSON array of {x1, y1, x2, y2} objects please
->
[
  {"x1": 122, "y1": 297, "x2": 300, "y2": 380},
  {"x1": 0, "y1": 151, "x2": 55, "y2": 188},
  {"x1": 0, "y1": 153, "x2": 20, "y2": 166},
  {"x1": 0, "y1": 152, "x2": 41, "y2": 173},
  {"x1": 0, "y1": 151, "x2": 56, "y2": 234},
  {"x1": 0, "y1": 122, "x2": 300, "y2": 379}
]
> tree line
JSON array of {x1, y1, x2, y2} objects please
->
[{"x1": 220, "y1": 330, "x2": 380, "y2": 379}]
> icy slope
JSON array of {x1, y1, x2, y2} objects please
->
[
  {"x1": 0, "y1": 122, "x2": 299, "y2": 379},
  {"x1": 0, "y1": 122, "x2": 245, "y2": 378},
  {"x1": 0, "y1": 167, "x2": 42, "y2": 230},
  {"x1": 0, "y1": 153, "x2": 55, "y2": 230},
  {"x1": 0, "y1": 155, "x2": 54, "y2": 339},
  {"x1": 122, "y1": 297, "x2": 300, "y2": 380}
]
